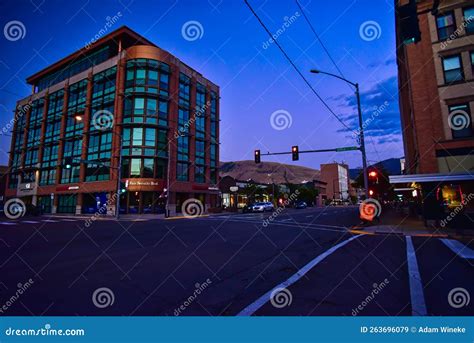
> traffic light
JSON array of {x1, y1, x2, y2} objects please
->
[
  {"x1": 292, "y1": 146, "x2": 299, "y2": 161},
  {"x1": 254, "y1": 150, "x2": 261, "y2": 164},
  {"x1": 369, "y1": 189, "x2": 375, "y2": 196},
  {"x1": 120, "y1": 181, "x2": 127, "y2": 194},
  {"x1": 369, "y1": 171, "x2": 377, "y2": 178},
  {"x1": 398, "y1": 0, "x2": 421, "y2": 45},
  {"x1": 64, "y1": 157, "x2": 73, "y2": 169}
]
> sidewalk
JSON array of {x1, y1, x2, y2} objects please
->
[{"x1": 351, "y1": 208, "x2": 474, "y2": 240}]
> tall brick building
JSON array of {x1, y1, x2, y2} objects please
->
[
  {"x1": 6, "y1": 26, "x2": 220, "y2": 215},
  {"x1": 392, "y1": 0, "x2": 473, "y2": 213}
]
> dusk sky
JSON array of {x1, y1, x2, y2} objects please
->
[{"x1": 0, "y1": 0, "x2": 403, "y2": 170}]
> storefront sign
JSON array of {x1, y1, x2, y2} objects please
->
[
  {"x1": 125, "y1": 179, "x2": 163, "y2": 191},
  {"x1": 229, "y1": 186, "x2": 239, "y2": 192},
  {"x1": 17, "y1": 182, "x2": 37, "y2": 196},
  {"x1": 192, "y1": 185, "x2": 209, "y2": 191},
  {"x1": 56, "y1": 185, "x2": 80, "y2": 192}
]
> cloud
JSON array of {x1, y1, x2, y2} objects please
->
[{"x1": 334, "y1": 76, "x2": 402, "y2": 139}]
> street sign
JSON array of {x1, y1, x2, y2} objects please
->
[{"x1": 336, "y1": 146, "x2": 359, "y2": 152}]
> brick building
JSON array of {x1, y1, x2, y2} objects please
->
[
  {"x1": 6, "y1": 26, "x2": 220, "y2": 215},
  {"x1": 320, "y1": 163, "x2": 350, "y2": 202},
  {"x1": 392, "y1": 0, "x2": 473, "y2": 215}
]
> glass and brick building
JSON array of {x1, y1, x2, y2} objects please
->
[{"x1": 6, "y1": 26, "x2": 220, "y2": 215}]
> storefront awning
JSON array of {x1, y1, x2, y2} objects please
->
[{"x1": 389, "y1": 172, "x2": 474, "y2": 184}]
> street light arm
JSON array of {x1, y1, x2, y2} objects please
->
[
  {"x1": 310, "y1": 68, "x2": 368, "y2": 199},
  {"x1": 310, "y1": 69, "x2": 357, "y2": 88}
]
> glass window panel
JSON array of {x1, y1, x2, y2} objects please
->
[
  {"x1": 133, "y1": 128, "x2": 143, "y2": 146},
  {"x1": 131, "y1": 159, "x2": 141, "y2": 177}
]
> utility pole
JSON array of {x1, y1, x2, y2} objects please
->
[
  {"x1": 355, "y1": 83, "x2": 369, "y2": 199},
  {"x1": 309, "y1": 69, "x2": 369, "y2": 198}
]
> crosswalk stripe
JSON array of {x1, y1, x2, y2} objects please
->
[
  {"x1": 42, "y1": 220, "x2": 59, "y2": 223},
  {"x1": 440, "y1": 238, "x2": 474, "y2": 259},
  {"x1": 21, "y1": 221, "x2": 40, "y2": 224},
  {"x1": 406, "y1": 236, "x2": 427, "y2": 316},
  {"x1": 0, "y1": 222, "x2": 16, "y2": 225},
  {"x1": 237, "y1": 235, "x2": 360, "y2": 316}
]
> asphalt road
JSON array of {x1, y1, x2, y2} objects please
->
[{"x1": 0, "y1": 206, "x2": 472, "y2": 316}]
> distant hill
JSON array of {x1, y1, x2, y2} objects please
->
[
  {"x1": 219, "y1": 160, "x2": 320, "y2": 184},
  {"x1": 349, "y1": 158, "x2": 403, "y2": 180}
]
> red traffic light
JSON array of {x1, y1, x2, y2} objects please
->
[
  {"x1": 254, "y1": 150, "x2": 261, "y2": 164},
  {"x1": 369, "y1": 171, "x2": 377, "y2": 178},
  {"x1": 292, "y1": 146, "x2": 299, "y2": 161},
  {"x1": 369, "y1": 189, "x2": 374, "y2": 196}
]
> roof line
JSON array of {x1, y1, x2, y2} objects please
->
[{"x1": 26, "y1": 25, "x2": 156, "y2": 85}]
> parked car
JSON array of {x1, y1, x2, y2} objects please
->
[
  {"x1": 250, "y1": 202, "x2": 274, "y2": 212},
  {"x1": 294, "y1": 201, "x2": 307, "y2": 209}
]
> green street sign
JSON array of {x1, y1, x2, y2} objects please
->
[{"x1": 336, "y1": 146, "x2": 359, "y2": 152}]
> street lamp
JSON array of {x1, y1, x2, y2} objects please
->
[
  {"x1": 74, "y1": 114, "x2": 123, "y2": 219},
  {"x1": 310, "y1": 69, "x2": 369, "y2": 198}
]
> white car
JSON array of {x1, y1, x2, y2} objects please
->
[{"x1": 251, "y1": 202, "x2": 274, "y2": 212}]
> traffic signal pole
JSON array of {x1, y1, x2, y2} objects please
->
[
  {"x1": 356, "y1": 83, "x2": 369, "y2": 199},
  {"x1": 256, "y1": 146, "x2": 359, "y2": 158},
  {"x1": 309, "y1": 70, "x2": 369, "y2": 199}
]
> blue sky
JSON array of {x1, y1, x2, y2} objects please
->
[{"x1": 0, "y1": 0, "x2": 403, "y2": 170}]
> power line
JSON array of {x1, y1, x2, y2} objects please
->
[
  {"x1": 295, "y1": 0, "x2": 351, "y2": 90},
  {"x1": 244, "y1": 0, "x2": 355, "y2": 134},
  {"x1": 296, "y1": 0, "x2": 384, "y2": 164}
]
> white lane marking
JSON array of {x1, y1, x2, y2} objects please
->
[
  {"x1": 406, "y1": 236, "x2": 427, "y2": 316},
  {"x1": 61, "y1": 219, "x2": 78, "y2": 222},
  {"x1": 237, "y1": 235, "x2": 360, "y2": 316},
  {"x1": 21, "y1": 221, "x2": 41, "y2": 224},
  {"x1": 0, "y1": 222, "x2": 16, "y2": 226},
  {"x1": 42, "y1": 220, "x2": 59, "y2": 223},
  {"x1": 440, "y1": 238, "x2": 474, "y2": 259},
  {"x1": 200, "y1": 217, "x2": 348, "y2": 231}
]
